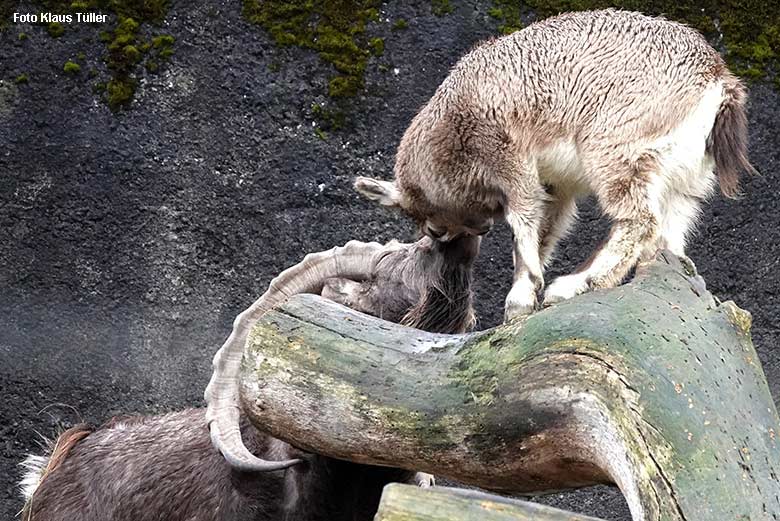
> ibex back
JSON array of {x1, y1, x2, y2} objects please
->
[{"x1": 356, "y1": 9, "x2": 756, "y2": 320}]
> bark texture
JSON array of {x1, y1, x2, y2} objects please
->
[{"x1": 240, "y1": 252, "x2": 780, "y2": 521}]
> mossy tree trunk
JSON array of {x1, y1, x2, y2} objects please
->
[{"x1": 240, "y1": 252, "x2": 780, "y2": 521}]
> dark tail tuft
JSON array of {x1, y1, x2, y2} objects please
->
[{"x1": 706, "y1": 79, "x2": 758, "y2": 198}]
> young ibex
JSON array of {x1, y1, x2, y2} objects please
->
[
  {"x1": 206, "y1": 235, "x2": 478, "y2": 472},
  {"x1": 355, "y1": 9, "x2": 756, "y2": 320},
  {"x1": 19, "y1": 408, "x2": 415, "y2": 521}
]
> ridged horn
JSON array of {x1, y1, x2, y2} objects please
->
[{"x1": 204, "y1": 240, "x2": 400, "y2": 471}]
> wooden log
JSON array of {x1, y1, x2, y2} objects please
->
[
  {"x1": 240, "y1": 252, "x2": 780, "y2": 520},
  {"x1": 375, "y1": 484, "x2": 604, "y2": 521}
]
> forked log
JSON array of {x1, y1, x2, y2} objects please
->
[
  {"x1": 240, "y1": 252, "x2": 780, "y2": 520},
  {"x1": 375, "y1": 484, "x2": 603, "y2": 520}
]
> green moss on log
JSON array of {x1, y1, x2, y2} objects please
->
[
  {"x1": 241, "y1": 253, "x2": 780, "y2": 515},
  {"x1": 490, "y1": 0, "x2": 779, "y2": 84}
]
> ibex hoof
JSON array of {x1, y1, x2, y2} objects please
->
[
  {"x1": 543, "y1": 273, "x2": 589, "y2": 306},
  {"x1": 414, "y1": 472, "x2": 436, "y2": 488},
  {"x1": 504, "y1": 288, "x2": 536, "y2": 323}
]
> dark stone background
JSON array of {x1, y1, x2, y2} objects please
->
[{"x1": 1, "y1": 1, "x2": 777, "y2": 518}]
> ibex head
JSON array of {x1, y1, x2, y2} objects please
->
[
  {"x1": 354, "y1": 176, "x2": 494, "y2": 242},
  {"x1": 206, "y1": 231, "x2": 480, "y2": 472}
]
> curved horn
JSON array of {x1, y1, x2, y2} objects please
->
[{"x1": 205, "y1": 240, "x2": 402, "y2": 471}]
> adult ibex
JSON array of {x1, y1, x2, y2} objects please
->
[
  {"x1": 355, "y1": 9, "x2": 756, "y2": 320},
  {"x1": 205, "y1": 234, "x2": 478, "y2": 472},
  {"x1": 20, "y1": 235, "x2": 479, "y2": 517},
  {"x1": 18, "y1": 234, "x2": 478, "y2": 512}
]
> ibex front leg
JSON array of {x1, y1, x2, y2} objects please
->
[{"x1": 503, "y1": 162, "x2": 548, "y2": 322}]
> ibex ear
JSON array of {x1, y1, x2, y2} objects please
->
[{"x1": 354, "y1": 176, "x2": 401, "y2": 207}]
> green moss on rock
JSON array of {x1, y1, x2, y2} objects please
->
[
  {"x1": 18, "y1": 32, "x2": 28, "y2": 40},
  {"x1": 47, "y1": 22, "x2": 65, "y2": 37},
  {"x1": 63, "y1": 60, "x2": 81, "y2": 74},
  {"x1": 391, "y1": 19, "x2": 408, "y2": 31},
  {"x1": 123, "y1": 44, "x2": 141, "y2": 62},
  {"x1": 15, "y1": 74, "x2": 29, "y2": 84},
  {"x1": 311, "y1": 102, "x2": 346, "y2": 129},
  {"x1": 243, "y1": 0, "x2": 382, "y2": 98},
  {"x1": 368, "y1": 37, "x2": 384, "y2": 56},
  {"x1": 106, "y1": 78, "x2": 135, "y2": 109},
  {"x1": 20, "y1": 0, "x2": 175, "y2": 109},
  {"x1": 328, "y1": 75, "x2": 361, "y2": 97},
  {"x1": 432, "y1": 0, "x2": 454, "y2": 16},
  {"x1": 488, "y1": 3, "x2": 522, "y2": 33},
  {"x1": 152, "y1": 34, "x2": 175, "y2": 48}
]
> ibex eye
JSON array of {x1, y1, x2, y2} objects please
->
[{"x1": 426, "y1": 225, "x2": 445, "y2": 239}]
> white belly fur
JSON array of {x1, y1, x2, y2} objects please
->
[
  {"x1": 535, "y1": 139, "x2": 588, "y2": 195},
  {"x1": 533, "y1": 81, "x2": 724, "y2": 201}
]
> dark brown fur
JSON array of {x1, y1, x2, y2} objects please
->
[
  {"x1": 23, "y1": 409, "x2": 412, "y2": 521},
  {"x1": 41, "y1": 424, "x2": 93, "y2": 477},
  {"x1": 322, "y1": 235, "x2": 479, "y2": 334},
  {"x1": 21, "y1": 424, "x2": 94, "y2": 520},
  {"x1": 707, "y1": 80, "x2": 759, "y2": 198}
]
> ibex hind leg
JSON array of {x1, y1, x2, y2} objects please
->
[
  {"x1": 544, "y1": 158, "x2": 661, "y2": 304},
  {"x1": 654, "y1": 156, "x2": 717, "y2": 257},
  {"x1": 655, "y1": 192, "x2": 705, "y2": 258}
]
